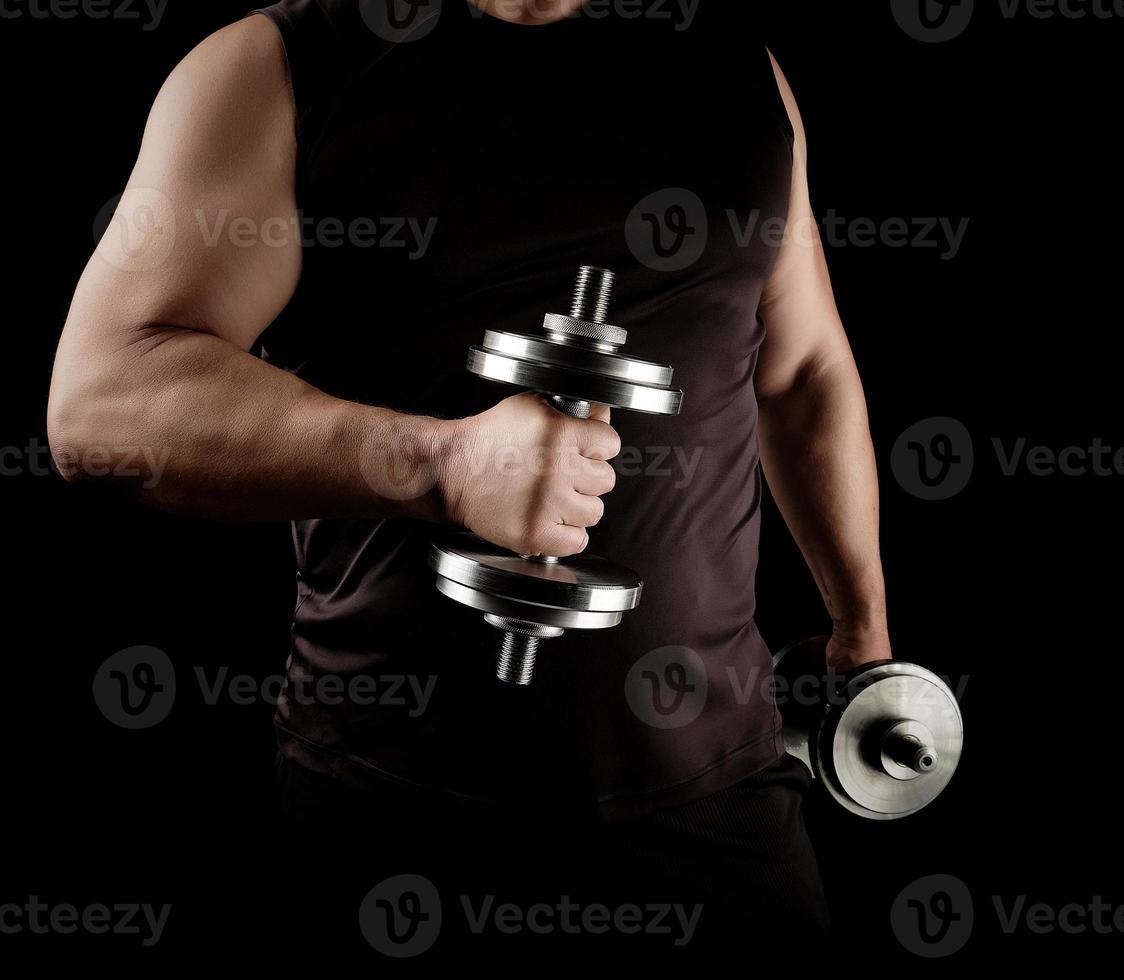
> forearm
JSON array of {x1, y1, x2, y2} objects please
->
[
  {"x1": 48, "y1": 324, "x2": 451, "y2": 522},
  {"x1": 758, "y1": 360, "x2": 888, "y2": 638}
]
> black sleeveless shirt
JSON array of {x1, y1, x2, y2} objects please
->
[{"x1": 255, "y1": 0, "x2": 794, "y2": 820}]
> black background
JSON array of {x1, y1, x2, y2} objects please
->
[{"x1": 2, "y1": 0, "x2": 1121, "y2": 966}]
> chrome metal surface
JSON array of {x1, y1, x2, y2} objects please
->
[
  {"x1": 467, "y1": 349, "x2": 683, "y2": 415},
  {"x1": 497, "y1": 632, "x2": 538, "y2": 686},
  {"x1": 570, "y1": 265, "x2": 615, "y2": 324},
  {"x1": 543, "y1": 313, "x2": 628, "y2": 350},
  {"x1": 880, "y1": 719, "x2": 939, "y2": 777},
  {"x1": 430, "y1": 534, "x2": 643, "y2": 613},
  {"x1": 434, "y1": 577, "x2": 626, "y2": 630},
  {"x1": 478, "y1": 330, "x2": 671, "y2": 385},
  {"x1": 826, "y1": 662, "x2": 963, "y2": 819},
  {"x1": 466, "y1": 264, "x2": 682, "y2": 419},
  {"x1": 549, "y1": 395, "x2": 592, "y2": 418},
  {"x1": 486, "y1": 617, "x2": 564, "y2": 686},
  {"x1": 484, "y1": 616, "x2": 564, "y2": 639},
  {"x1": 772, "y1": 637, "x2": 964, "y2": 820}
]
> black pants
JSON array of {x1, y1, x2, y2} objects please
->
[{"x1": 272, "y1": 752, "x2": 829, "y2": 963}]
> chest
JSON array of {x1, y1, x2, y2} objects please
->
[
  {"x1": 275, "y1": 26, "x2": 792, "y2": 413},
  {"x1": 304, "y1": 31, "x2": 791, "y2": 280}
]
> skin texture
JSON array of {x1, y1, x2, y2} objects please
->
[
  {"x1": 48, "y1": 2, "x2": 890, "y2": 668},
  {"x1": 757, "y1": 55, "x2": 892, "y2": 670}
]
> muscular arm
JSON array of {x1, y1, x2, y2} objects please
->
[
  {"x1": 47, "y1": 17, "x2": 617, "y2": 554},
  {"x1": 48, "y1": 18, "x2": 444, "y2": 520},
  {"x1": 756, "y1": 53, "x2": 892, "y2": 669}
]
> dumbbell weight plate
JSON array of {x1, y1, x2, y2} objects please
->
[
  {"x1": 773, "y1": 639, "x2": 963, "y2": 820},
  {"x1": 825, "y1": 662, "x2": 963, "y2": 819},
  {"x1": 429, "y1": 533, "x2": 643, "y2": 630},
  {"x1": 479, "y1": 331, "x2": 674, "y2": 386},
  {"x1": 467, "y1": 338, "x2": 683, "y2": 416}
]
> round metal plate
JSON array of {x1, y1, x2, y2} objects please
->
[
  {"x1": 435, "y1": 578, "x2": 625, "y2": 630},
  {"x1": 481, "y1": 330, "x2": 672, "y2": 386},
  {"x1": 428, "y1": 533, "x2": 643, "y2": 613},
  {"x1": 820, "y1": 662, "x2": 963, "y2": 819},
  {"x1": 467, "y1": 348, "x2": 683, "y2": 416}
]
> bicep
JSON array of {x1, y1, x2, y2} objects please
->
[
  {"x1": 756, "y1": 50, "x2": 855, "y2": 400},
  {"x1": 66, "y1": 15, "x2": 300, "y2": 361}
]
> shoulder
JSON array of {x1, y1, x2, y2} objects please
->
[
  {"x1": 143, "y1": 16, "x2": 294, "y2": 176},
  {"x1": 163, "y1": 16, "x2": 290, "y2": 114}
]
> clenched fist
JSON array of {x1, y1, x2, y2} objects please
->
[{"x1": 436, "y1": 392, "x2": 620, "y2": 557}]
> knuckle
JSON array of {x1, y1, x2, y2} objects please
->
[
  {"x1": 516, "y1": 511, "x2": 548, "y2": 555},
  {"x1": 534, "y1": 516, "x2": 564, "y2": 555},
  {"x1": 517, "y1": 528, "x2": 545, "y2": 556},
  {"x1": 602, "y1": 424, "x2": 622, "y2": 458},
  {"x1": 547, "y1": 413, "x2": 572, "y2": 446},
  {"x1": 561, "y1": 413, "x2": 586, "y2": 441}
]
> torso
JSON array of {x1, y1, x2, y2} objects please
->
[{"x1": 259, "y1": 0, "x2": 794, "y2": 818}]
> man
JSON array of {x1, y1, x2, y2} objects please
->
[{"x1": 49, "y1": 0, "x2": 891, "y2": 953}]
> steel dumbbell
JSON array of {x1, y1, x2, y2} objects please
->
[
  {"x1": 772, "y1": 637, "x2": 964, "y2": 819},
  {"x1": 429, "y1": 266, "x2": 683, "y2": 686}
]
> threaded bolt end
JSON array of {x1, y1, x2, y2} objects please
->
[
  {"x1": 885, "y1": 732, "x2": 939, "y2": 774},
  {"x1": 496, "y1": 633, "x2": 539, "y2": 686},
  {"x1": 570, "y1": 266, "x2": 614, "y2": 324},
  {"x1": 485, "y1": 615, "x2": 564, "y2": 687}
]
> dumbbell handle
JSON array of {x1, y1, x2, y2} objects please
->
[
  {"x1": 495, "y1": 395, "x2": 601, "y2": 684},
  {"x1": 494, "y1": 267, "x2": 616, "y2": 684}
]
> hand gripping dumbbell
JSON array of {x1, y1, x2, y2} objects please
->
[
  {"x1": 428, "y1": 266, "x2": 683, "y2": 686},
  {"x1": 773, "y1": 637, "x2": 964, "y2": 819}
]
